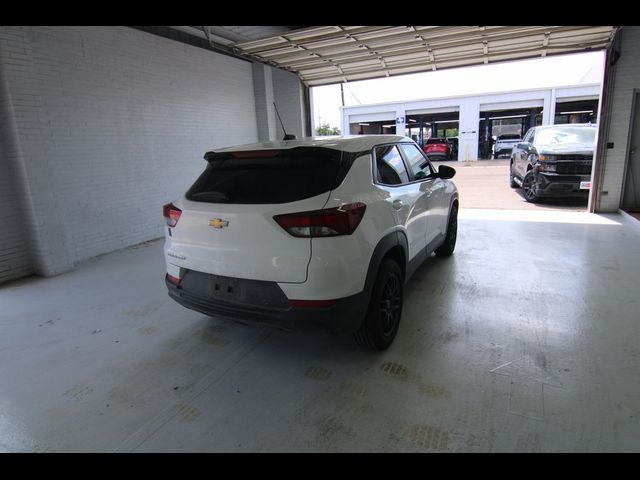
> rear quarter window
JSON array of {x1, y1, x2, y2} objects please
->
[{"x1": 186, "y1": 147, "x2": 354, "y2": 204}]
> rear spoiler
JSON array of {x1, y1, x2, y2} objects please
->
[
  {"x1": 203, "y1": 147, "x2": 368, "y2": 163},
  {"x1": 204, "y1": 150, "x2": 282, "y2": 162}
]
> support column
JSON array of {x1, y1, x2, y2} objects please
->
[
  {"x1": 549, "y1": 88, "x2": 557, "y2": 125},
  {"x1": 252, "y1": 63, "x2": 277, "y2": 142},
  {"x1": 458, "y1": 102, "x2": 480, "y2": 161},
  {"x1": 341, "y1": 108, "x2": 349, "y2": 135},
  {"x1": 542, "y1": 89, "x2": 556, "y2": 126}
]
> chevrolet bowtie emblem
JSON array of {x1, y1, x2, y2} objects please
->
[{"x1": 209, "y1": 218, "x2": 229, "y2": 229}]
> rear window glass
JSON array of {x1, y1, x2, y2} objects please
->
[
  {"x1": 186, "y1": 147, "x2": 352, "y2": 204},
  {"x1": 498, "y1": 134, "x2": 521, "y2": 140}
]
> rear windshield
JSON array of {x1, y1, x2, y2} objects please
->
[
  {"x1": 186, "y1": 147, "x2": 354, "y2": 204},
  {"x1": 426, "y1": 138, "x2": 445, "y2": 144},
  {"x1": 498, "y1": 134, "x2": 521, "y2": 140}
]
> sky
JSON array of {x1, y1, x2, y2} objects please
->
[{"x1": 311, "y1": 51, "x2": 605, "y2": 131}]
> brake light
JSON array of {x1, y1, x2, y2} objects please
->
[
  {"x1": 166, "y1": 273, "x2": 181, "y2": 286},
  {"x1": 163, "y1": 203, "x2": 182, "y2": 227},
  {"x1": 273, "y1": 202, "x2": 366, "y2": 237}
]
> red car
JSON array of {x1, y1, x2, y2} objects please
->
[{"x1": 422, "y1": 138, "x2": 451, "y2": 160}]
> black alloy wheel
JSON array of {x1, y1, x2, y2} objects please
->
[
  {"x1": 435, "y1": 203, "x2": 458, "y2": 257},
  {"x1": 354, "y1": 259, "x2": 403, "y2": 351},
  {"x1": 380, "y1": 273, "x2": 402, "y2": 337},
  {"x1": 522, "y1": 170, "x2": 540, "y2": 203}
]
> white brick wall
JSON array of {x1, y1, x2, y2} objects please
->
[
  {"x1": 597, "y1": 26, "x2": 640, "y2": 212},
  {"x1": 0, "y1": 39, "x2": 35, "y2": 283},
  {"x1": 0, "y1": 95, "x2": 32, "y2": 282},
  {"x1": 0, "y1": 26, "x2": 260, "y2": 280}
]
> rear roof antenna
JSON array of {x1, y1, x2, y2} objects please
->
[{"x1": 273, "y1": 102, "x2": 296, "y2": 140}]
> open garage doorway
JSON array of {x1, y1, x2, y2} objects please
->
[
  {"x1": 349, "y1": 117, "x2": 396, "y2": 134},
  {"x1": 478, "y1": 107, "x2": 543, "y2": 160},
  {"x1": 406, "y1": 110, "x2": 459, "y2": 160},
  {"x1": 554, "y1": 98, "x2": 599, "y2": 124}
]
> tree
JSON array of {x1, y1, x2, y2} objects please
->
[{"x1": 315, "y1": 122, "x2": 341, "y2": 136}]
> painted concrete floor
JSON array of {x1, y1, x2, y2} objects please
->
[
  {"x1": 431, "y1": 159, "x2": 589, "y2": 212},
  {"x1": 1, "y1": 209, "x2": 639, "y2": 452}
]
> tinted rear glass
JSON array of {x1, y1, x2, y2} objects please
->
[
  {"x1": 186, "y1": 147, "x2": 353, "y2": 204},
  {"x1": 499, "y1": 134, "x2": 521, "y2": 140}
]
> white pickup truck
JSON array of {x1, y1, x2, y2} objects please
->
[{"x1": 494, "y1": 134, "x2": 522, "y2": 158}]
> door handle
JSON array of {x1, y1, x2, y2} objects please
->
[{"x1": 392, "y1": 199, "x2": 403, "y2": 210}]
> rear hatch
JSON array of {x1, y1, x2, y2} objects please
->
[
  {"x1": 496, "y1": 136, "x2": 521, "y2": 149},
  {"x1": 166, "y1": 147, "x2": 351, "y2": 283},
  {"x1": 425, "y1": 140, "x2": 448, "y2": 153}
]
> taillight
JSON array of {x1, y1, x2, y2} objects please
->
[
  {"x1": 273, "y1": 202, "x2": 366, "y2": 238},
  {"x1": 166, "y1": 273, "x2": 181, "y2": 286},
  {"x1": 163, "y1": 203, "x2": 182, "y2": 227}
]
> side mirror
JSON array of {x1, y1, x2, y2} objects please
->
[{"x1": 438, "y1": 165, "x2": 456, "y2": 179}]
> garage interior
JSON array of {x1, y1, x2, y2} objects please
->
[
  {"x1": 1, "y1": 25, "x2": 639, "y2": 452},
  {"x1": 478, "y1": 107, "x2": 543, "y2": 159},
  {"x1": 350, "y1": 111, "x2": 460, "y2": 150},
  {"x1": 478, "y1": 99, "x2": 599, "y2": 160}
]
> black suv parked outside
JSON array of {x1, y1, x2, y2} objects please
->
[{"x1": 509, "y1": 124, "x2": 597, "y2": 203}]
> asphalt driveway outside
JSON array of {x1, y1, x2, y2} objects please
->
[{"x1": 431, "y1": 159, "x2": 588, "y2": 211}]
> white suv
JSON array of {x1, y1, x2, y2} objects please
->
[
  {"x1": 163, "y1": 135, "x2": 459, "y2": 350},
  {"x1": 494, "y1": 134, "x2": 522, "y2": 158}
]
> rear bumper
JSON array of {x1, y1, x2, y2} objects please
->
[
  {"x1": 535, "y1": 172, "x2": 591, "y2": 197},
  {"x1": 495, "y1": 148, "x2": 514, "y2": 156},
  {"x1": 424, "y1": 152, "x2": 449, "y2": 160},
  {"x1": 165, "y1": 272, "x2": 367, "y2": 334}
]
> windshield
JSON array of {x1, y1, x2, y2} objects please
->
[{"x1": 535, "y1": 127, "x2": 596, "y2": 148}]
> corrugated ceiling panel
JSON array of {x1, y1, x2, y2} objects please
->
[{"x1": 231, "y1": 26, "x2": 618, "y2": 86}]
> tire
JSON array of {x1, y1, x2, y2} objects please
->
[
  {"x1": 493, "y1": 152, "x2": 499, "y2": 159},
  {"x1": 522, "y1": 170, "x2": 540, "y2": 203},
  {"x1": 435, "y1": 202, "x2": 458, "y2": 257},
  {"x1": 353, "y1": 259, "x2": 403, "y2": 351},
  {"x1": 509, "y1": 162, "x2": 518, "y2": 188}
]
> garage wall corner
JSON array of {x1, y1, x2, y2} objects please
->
[
  {"x1": 0, "y1": 26, "x2": 260, "y2": 282},
  {"x1": 596, "y1": 26, "x2": 640, "y2": 212},
  {"x1": 271, "y1": 68, "x2": 306, "y2": 140},
  {"x1": 252, "y1": 63, "x2": 277, "y2": 142}
]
